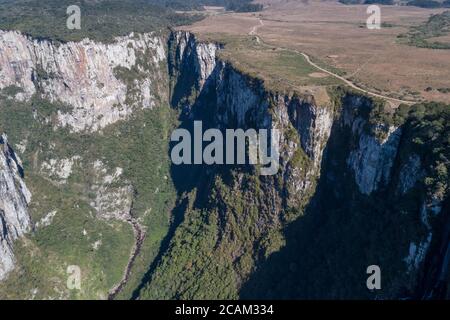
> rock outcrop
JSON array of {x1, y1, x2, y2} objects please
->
[
  {"x1": 0, "y1": 30, "x2": 166, "y2": 132},
  {"x1": 0, "y1": 28, "x2": 447, "y2": 299},
  {"x1": 347, "y1": 125, "x2": 402, "y2": 195},
  {"x1": 0, "y1": 134, "x2": 31, "y2": 280},
  {"x1": 143, "y1": 31, "x2": 448, "y2": 299},
  {"x1": 169, "y1": 31, "x2": 334, "y2": 204},
  {"x1": 89, "y1": 160, "x2": 133, "y2": 221}
]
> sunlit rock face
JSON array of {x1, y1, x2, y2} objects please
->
[
  {"x1": 0, "y1": 27, "x2": 446, "y2": 299},
  {"x1": 348, "y1": 126, "x2": 402, "y2": 195},
  {"x1": 169, "y1": 31, "x2": 335, "y2": 206},
  {"x1": 0, "y1": 30, "x2": 167, "y2": 132},
  {"x1": 0, "y1": 134, "x2": 31, "y2": 280}
]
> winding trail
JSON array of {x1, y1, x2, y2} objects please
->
[
  {"x1": 298, "y1": 52, "x2": 416, "y2": 105},
  {"x1": 249, "y1": 18, "x2": 264, "y2": 36},
  {"x1": 108, "y1": 217, "x2": 146, "y2": 300},
  {"x1": 248, "y1": 18, "x2": 417, "y2": 106}
]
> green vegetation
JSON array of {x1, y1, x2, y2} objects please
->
[
  {"x1": 137, "y1": 52, "x2": 336, "y2": 299},
  {"x1": 0, "y1": 0, "x2": 262, "y2": 43},
  {"x1": 398, "y1": 11, "x2": 450, "y2": 49},
  {"x1": 365, "y1": 0, "x2": 394, "y2": 4},
  {"x1": 140, "y1": 0, "x2": 263, "y2": 12},
  {"x1": 394, "y1": 102, "x2": 449, "y2": 202},
  {"x1": 205, "y1": 35, "x2": 342, "y2": 94},
  {"x1": 0, "y1": 7, "x2": 447, "y2": 298},
  {"x1": 438, "y1": 87, "x2": 450, "y2": 93},
  {"x1": 223, "y1": 0, "x2": 263, "y2": 12},
  {"x1": 339, "y1": 0, "x2": 450, "y2": 9},
  {"x1": 0, "y1": 80, "x2": 179, "y2": 299},
  {"x1": 0, "y1": 85, "x2": 23, "y2": 97},
  {"x1": 0, "y1": 95, "x2": 127, "y2": 298},
  {"x1": 140, "y1": 170, "x2": 288, "y2": 299},
  {"x1": 407, "y1": 0, "x2": 444, "y2": 8},
  {"x1": 339, "y1": 0, "x2": 394, "y2": 4},
  {"x1": 0, "y1": 0, "x2": 203, "y2": 43},
  {"x1": 339, "y1": 0, "x2": 450, "y2": 7},
  {"x1": 240, "y1": 97, "x2": 449, "y2": 299},
  {"x1": 137, "y1": 80, "x2": 449, "y2": 299}
]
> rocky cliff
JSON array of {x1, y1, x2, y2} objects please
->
[
  {"x1": 141, "y1": 32, "x2": 449, "y2": 299},
  {"x1": 0, "y1": 28, "x2": 448, "y2": 299},
  {"x1": 169, "y1": 31, "x2": 334, "y2": 202},
  {"x1": 0, "y1": 134, "x2": 31, "y2": 280},
  {"x1": 0, "y1": 29, "x2": 172, "y2": 299},
  {"x1": 0, "y1": 30, "x2": 166, "y2": 132}
]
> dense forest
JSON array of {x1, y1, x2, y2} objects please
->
[
  {"x1": 407, "y1": 0, "x2": 450, "y2": 8},
  {"x1": 152, "y1": 0, "x2": 263, "y2": 12},
  {"x1": 338, "y1": 0, "x2": 450, "y2": 7},
  {"x1": 398, "y1": 11, "x2": 450, "y2": 49},
  {"x1": 0, "y1": 0, "x2": 262, "y2": 42}
]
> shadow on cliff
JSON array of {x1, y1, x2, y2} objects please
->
[
  {"x1": 239, "y1": 118, "x2": 368, "y2": 299},
  {"x1": 239, "y1": 110, "x2": 422, "y2": 299},
  {"x1": 131, "y1": 196, "x2": 189, "y2": 299},
  {"x1": 131, "y1": 55, "x2": 223, "y2": 298},
  {"x1": 416, "y1": 196, "x2": 450, "y2": 299}
]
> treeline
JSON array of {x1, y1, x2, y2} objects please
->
[
  {"x1": 0, "y1": 0, "x2": 203, "y2": 42},
  {"x1": 407, "y1": 0, "x2": 450, "y2": 8},
  {"x1": 338, "y1": 0, "x2": 394, "y2": 4},
  {"x1": 364, "y1": 0, "x2": 394, "y2": 4},
  {"x1": 398, "y1": 11, "x2": 450, "y2": 49},
  {"x1": 339, "y1": 0, "x2": 450, "y2": 7},
  {"x1": 147, "y1": 0, "x2": 263, "y2": 12},
  {"x1": 223, "y1": 0, "x2": 264, "y2": 12},
  {"x1": 0, "y1": 0, "x2": 262, "y2": 43}
]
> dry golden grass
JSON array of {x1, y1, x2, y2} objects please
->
[
  {"x1": 191, "y1": 32, "x2": 340, "y2": 106},
  {"x1": 180, "y1": 0, "x2": 450, "y2": 103}
]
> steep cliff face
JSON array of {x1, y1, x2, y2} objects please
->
[
  {"x1": 169, "y1": 31, "x2": 333, "y2": 202},
  {"x1": 0, "y1": 30, "x2": 173, "y2": 299},
  {"x1": 0, "y1": 28, "x2": 447, "y2": 299},
  {"x1": 141, "y1": 32, "x2": 448, "y2": 299},
  {"x1": 0, "y1": 30, "x2": 166, "y2": 132},
  {"x1": 348, "y1": 125, "x2": 402, "y2": 195},
  {"x1": 0, "y1": 134, "x2": 31, "y2": 280}
]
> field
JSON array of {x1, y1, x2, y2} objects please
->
[
  {"x1": 180, "y1": 0, "x2": 450, "y2": 103},
  {"x1": 197, "y1": 33, "x2": 340, "y2": 104}
]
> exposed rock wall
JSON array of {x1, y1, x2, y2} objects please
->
[
  {"x1": 347, "y1": 125, "x2": 402, "y2": 195},
  {"x1": 0, "y1": 28, "x2": 446, "y2": 298},
  {"x1": 0, "y1": 134, "x2": 31, "y2": 280},
  {"x1": 151, "y1": 31, "x2": 447, "y2": 299},
  {"x1": 143, "y1": 32, "x2": 339, "y2": 298},
  {"x1": 0, "y1": 30, "x2": 166, "y2": 132},
  {"x1": 169, "y1": 31, "x2": 334, "y2": 205}
]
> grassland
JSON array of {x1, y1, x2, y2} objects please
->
[
  {"x1": 195, "y1": 33, "x2": 340, "y2": 105},
  {"x1": 182, "y1": 0, "x2": 450, "y2": 103}
]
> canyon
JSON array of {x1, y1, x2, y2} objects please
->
[{"x1": 0, "y1": 27, "x2": 448, "y2": 299}]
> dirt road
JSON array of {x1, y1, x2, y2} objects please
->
[{"x1": 250, "y1": 18, "x2": 417, "y2": 107}]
